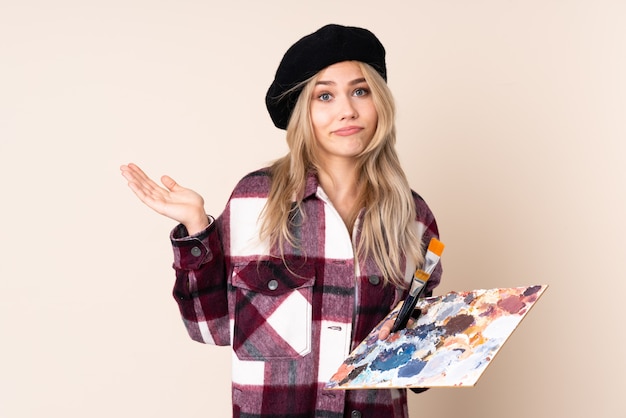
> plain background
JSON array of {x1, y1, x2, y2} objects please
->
[{"x1": 2, "y1": 1, "x2": 624, "y2": 417}]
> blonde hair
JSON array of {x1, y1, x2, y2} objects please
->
[{"x1": 260, "y1": 62, "x2": 423, "y2": 287}]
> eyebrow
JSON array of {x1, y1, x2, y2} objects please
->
[{"x1": 315, "y1": 77, "x2": 367, "y2": 86}]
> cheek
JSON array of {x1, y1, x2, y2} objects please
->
[
  {"x1": 371, "y1": 112, "x2": 379, "y2": 126},
  {"x1": 359, "y1": 100, "x2": 378, "y2": 123},
  {"x1": 364, "y1": 107, "x2": 379, "y2": 129},
  {"x1": 310, "y1": 107, "x2": 331, "y2": 131}
]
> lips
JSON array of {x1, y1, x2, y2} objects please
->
[{"x1": 332, "y1": 126, "x2": 363, "y2": 136}]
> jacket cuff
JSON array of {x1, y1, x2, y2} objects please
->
[{"x1": 170, "y1": 216, "x2": 215, "y2": 270}]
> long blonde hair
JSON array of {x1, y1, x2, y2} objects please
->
[{"x1": 260, "y1": 62, "x2": 423, "y2": 287}]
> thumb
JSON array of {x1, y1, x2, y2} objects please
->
[{"x1": 160, "y1": 175, "x2": 180, "y2": 192}]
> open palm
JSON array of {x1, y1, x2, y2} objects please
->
[{"x1": 120, "y1": 163, "x2": 208, "y2": 234}]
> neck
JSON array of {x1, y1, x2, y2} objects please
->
[{"x1": 317, "y1": 161, "x2": 361, "y2": 229}]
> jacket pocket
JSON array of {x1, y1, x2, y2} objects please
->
[{"x1": 231, "y1": 257, "x2": 315, "y2": 360}]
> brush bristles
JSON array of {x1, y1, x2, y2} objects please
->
[
  {"x1": 414, "y1": 270, "x2": 430, "y2": 282},
  {"x1": 427, "y1": 238, "x2": 445, "y2": 256}
]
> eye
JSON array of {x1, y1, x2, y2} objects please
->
[
  {"x1": 318, "y1": 92, "x2": 333, "y2": 101},
  {"x1": 353, "y1": 87, "x2": 369, "y2": 97}
]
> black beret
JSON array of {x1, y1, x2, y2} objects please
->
[{"x1": 265, "y1": 24, "x2": 387, "y2": 130}]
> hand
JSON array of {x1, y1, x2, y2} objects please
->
[
  {"x1": 120, "y1": 163, "x2": 209, "y2": 234},
  {"x1": 377, "y1": 317, "x2": 415, "y2": 340}
]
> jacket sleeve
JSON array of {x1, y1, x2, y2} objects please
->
[{"x1": 170, "y1": 216, "x2": 230, "y2": 346}]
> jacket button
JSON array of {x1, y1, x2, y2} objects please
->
[
  {"x1": 267, "y1": 279, "x2": 279, "y2": 291},
  {"x1": 368, "y1": 275, "x2": 380, "y2": 285},
  {"x1": 190, "y1": 246, "x2": 202, "y2": 257},
  {"x1": 351, "y1": 411, "x2": 362, "y2": 418}
]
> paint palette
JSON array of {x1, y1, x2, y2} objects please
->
[{"x1": 326, "y1": 285, "x2": 547, "y2": 389}]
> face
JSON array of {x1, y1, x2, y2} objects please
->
[{"x1": 309, "y1": 61, "x2": 378, "y2": 166}]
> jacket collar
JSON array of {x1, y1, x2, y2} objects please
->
[{"x1": 301, "y1": 170, "x2": 320, "y2": 200}]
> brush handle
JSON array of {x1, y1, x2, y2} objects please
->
[
  {"x1": 391, "y1": 284, "x2": 428, "y2": 333},
  {"x1": 391, "y1": 295, "x2": 418, "y2": 332}
]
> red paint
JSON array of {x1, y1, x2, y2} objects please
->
[{"x1": 497, "y1": 295, "x2": 526, "y2": 314}]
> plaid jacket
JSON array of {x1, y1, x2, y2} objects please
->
[{"x1": 170, "y1": 169, "x2": 442, "y2": 418}]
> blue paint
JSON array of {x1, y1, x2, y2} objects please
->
[
  {"x1": 398, "y1": 358, "x2": 427, "y2": 378},
  {"x1": 442, "y1": 292, "x2": 460, "y2": 302},
  {"x1": 370, "y1": 343, "x2": 416, "y2": 371},
  {"x1": 464, "y1": 294, "x2": 475, "y2": 304},
  {"x1": 406, "y1": 322, "x2": 438, "y2": 340}
]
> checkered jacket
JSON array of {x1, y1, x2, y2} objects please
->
[{"x1": 170, "y1": 168, "x2": 442, "y2": 418}]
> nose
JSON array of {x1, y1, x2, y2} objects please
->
[{"x1": 338, "y1": 96, "x2": 358, "y2": 120}]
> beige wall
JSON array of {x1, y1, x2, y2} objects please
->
[{"x1": 2, "y1": 1, "x2": 624, "y2": 417}]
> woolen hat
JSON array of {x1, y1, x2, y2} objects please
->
[{"x1": 265, "y1": 24, "x2": 387, "y2": 130}]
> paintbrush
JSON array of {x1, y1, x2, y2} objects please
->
[{"x1": 391, "y1": 238, "x2": 444, "y2": 333}]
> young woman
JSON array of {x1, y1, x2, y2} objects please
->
[{"x1": 121, "y1": 24, "x2": 442, "y2": 418}]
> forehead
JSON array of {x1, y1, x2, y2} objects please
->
[{"x1": 315, "y1": 61, "x2": 365, "y2": 83}]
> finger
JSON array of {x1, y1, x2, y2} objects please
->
[
  {"x1": 125, "y1": 176, "x2": 157, "y2": 203},
  {"x1": 121, "y1": 165, "x2": 142, "y2": 185},
  {"x1": 121, "y1": 163, "x2": 148, "y2": 186},
  {"x1": 123, "y1": 164, "x2": 168, "y2": 197},
  {"x1": 378, "y1": 319, "x2": 394, "y2": 340},
  {"x1": 378, "y1": 327, "x2": 390, "y2": 341},
  {"x1": 121, "y1": 166, "x2": 169, "y2": 209},
  {"x1": 122, "y1": 162, "x2": 147, "y2": 180},
  {"x1": 160, "y1": 175, "x2": 180, "y2": 192},
  {"x1": 127, "y1": 163, "x2": 159, "y2": 189},
  {"x1": 122, "y1": 172, "x2": 155, "y2": 201}
]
